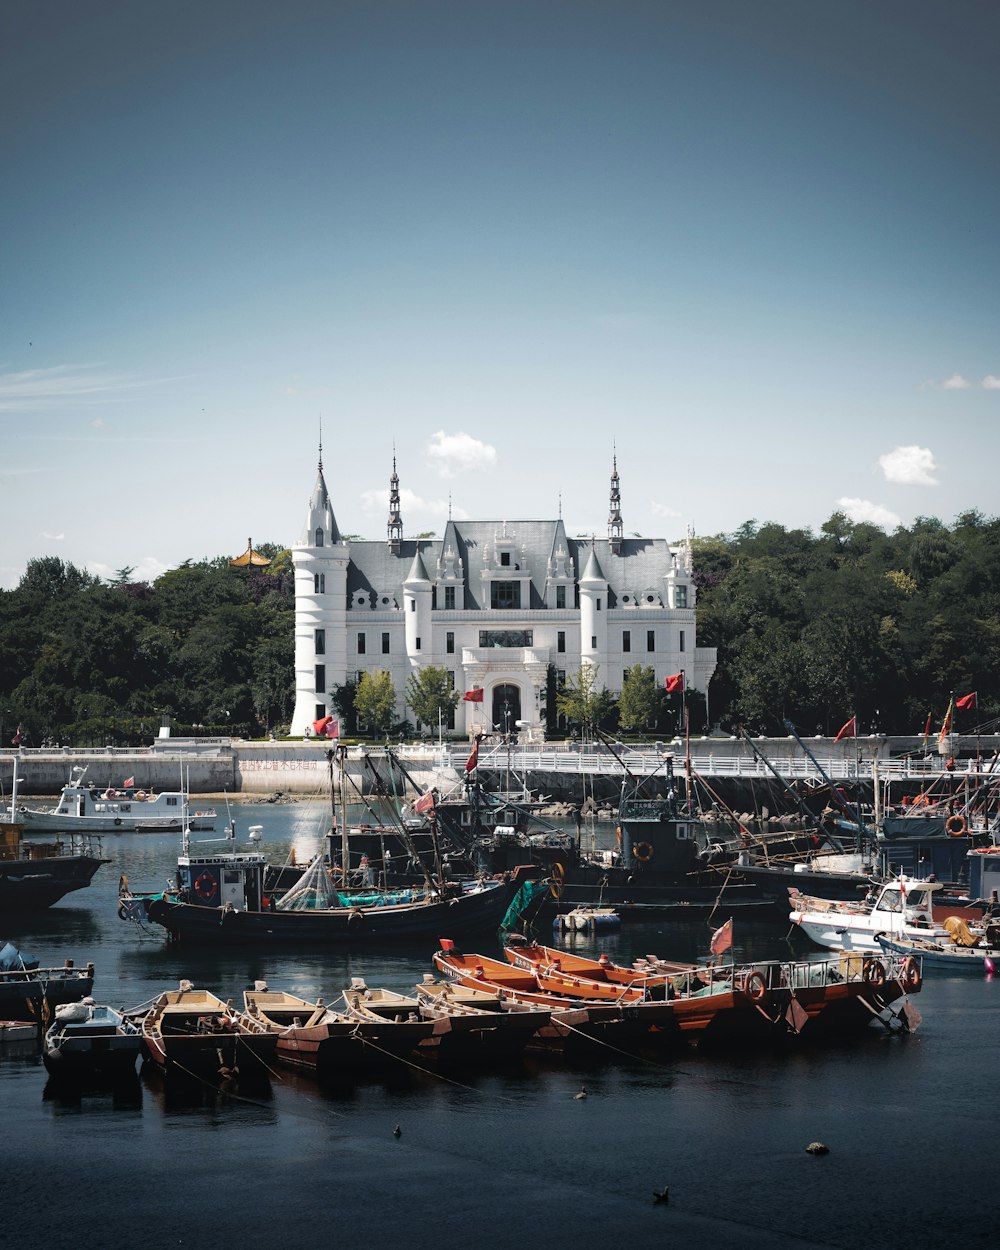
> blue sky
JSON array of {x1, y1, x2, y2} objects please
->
[{"x1": 2, "y1": 1, "x2": 998, "y2": 588}]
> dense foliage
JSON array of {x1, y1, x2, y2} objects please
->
[{"x1": 2, "y1": 510, "x2": 996, "y2": 745}]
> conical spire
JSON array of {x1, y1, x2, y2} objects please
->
[
  {"x1": 300, "y1": 445, "x2": 341, "y2": 546},
  {"x1": 608, "y1": 451, "x2": 623, "y2": 554},
  {"x1": 388, "y1": 450, "x2": 402, "y2": 552}
]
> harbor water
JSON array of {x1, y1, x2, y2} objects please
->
[{"x1": 2, "y1": 801, "x2": 996, "y2": 1250}]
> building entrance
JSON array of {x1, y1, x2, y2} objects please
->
[{"x1": 491, "y1": 684, "x2": 521, "y2": 737}]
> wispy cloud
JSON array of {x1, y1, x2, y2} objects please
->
[
  {"x1": 878, "y1": 445, "x2": 938, "y2": 486},
  {"x1": 650, "y1": 501, "x2": 681, "y2": 519},
  {"x1": 87, "y1": 556, "x2": 172, "y2": 583},
  {"x1": 359, "y1": 486, "x2": 466, "y2": 521},
  {"x1": 0, "y1": 364, "x2": 173, "y2": 413},
  {"x1": 837, "y1": 498, "x2": 902, "y2": 529},
  {"x1": 941, "y1": 373, "x2": 972, "y2": 390},
  {"x1": 426, "y1": 431, "x2": 497, "y2": 478},
  {"x1": 40, "y1": 531, "x2": 65, "y2": 541},
  {"x1": 983, "y1": 375, "x2": 1000, "y2": 390}
]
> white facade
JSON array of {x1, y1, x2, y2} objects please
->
[{"x1": 289, "y1": 458, "x2": 717, "y2": 737}]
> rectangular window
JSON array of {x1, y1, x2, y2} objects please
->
[
  {"x1": 415, "y1": 636, "x2": 421, "y2": 651},
  {"x1": 382, "y1": 632, "x2": 390, "y2": 654},
  {"x1": 676, "y1": 585, "x2": 688, "y2": 609},
  {"x1": 679, "y1": 629, "x2": 686, "y2": 653},
  {"x1": 557, "y1": 670, "x2": 566, "y2": 686},
  {"x1": 500, "y1": 551, "x2": 511, "y2": 566},
  {"x1": 479, "y1": 630, "x2": 533, "y2": 647},
  {"x1": 409, "y1": 599, "x2": 415, "y2": 612},
  {"x1": 315, "y1": 703, "x2": 326, "y2": 720},
  {"x1": 556, "y1": 585, "x2": 566, "y2": 609},
  {"x1": 315, "y1": 628, "x2": 325, "y2": 655},
  {"x1": 357, "y1": 632, "x2": 366, "y2": 655},
  {"x1": 446, "y1": 631, "x2": 455, "y2": 654},
  {"x1": 444, "y1": 586, "x2": 455, "y2": 610},
  {"x1": 314, "y1": 573, "x2": 325, "y2": 594},
  {"x1": 314, "y1": 664, "x2": 325, "y2": 692},
  {"x1": 447, "y1": 671, "x2": 455, "y2": 689},
  {"x1": 596, "y1": 598, "x2": 601, "y2": 611},
  {"x1": 591, "y1": 636, "x2": 597, "y2": 649},
  {"x1": 574, "y1": 585, "x2": 580, "y2": 608},
  {"x1": 166, "y1": 796, "x2": 178, "y2": 808},
  {"x1": 647, "y1": 630, "x2": 655, "y2": 652},
  {"x1": 557, "y1": 630, "x2": 566, "y2": 654},
  {"x1": 622, "y1": 630, "x2": 631, "y2": 653},
  {"x1": 490, "y1": 580, "x2": 520, "y2": 609},
  {"x1": 431, "y1": 587, "x2": 437, "y2": 610}
]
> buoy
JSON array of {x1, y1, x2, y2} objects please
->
[
  {"x1": 805, "y1": 1142, "x2": 829, "y2": 1155},
  {"x1": 393, "y1": 1124, "x2": 402, "y2": 1138},
  {"x1": 652, "y1": 1186, "x2": 670, "y2": 1205}
]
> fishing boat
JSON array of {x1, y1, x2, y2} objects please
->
[
  {"x1": 138, "y1": 983, "x2": 277, "y2": 1079},
  {"x1": 1, "y1": 768, "x2": 109, "y2": 912},
  {"x1": 876, "y1": 926, "x2": 1000, "y2": 974},
  {"x1": 243, "y1": 985, "x2": 424, "y2": 1074},
  {"x1": 788, "y1": 875, "x2": 961, "y2": 952},
  {"x1": 0, "y1": 942, "x2": 95, "y2": 1022},
  {"x1": 340, "y1": 979, "x2": 443, "y2": 1052},
  {"x1": 10, "y1": 764, "x2": 217, "y2": 833},
  {"x1": 504, "y1": 939, "x2": 694, "y2": 987},
  {"x1": 42, "y1": 999, "x2": 142, "y2": 1079},
  {"x1": 414, "y1": 977, "x2": 552, "y2": 1057}
]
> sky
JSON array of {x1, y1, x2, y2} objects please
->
[{"x1": 2, "y1": 0, "x2": 998, "y2": 589}]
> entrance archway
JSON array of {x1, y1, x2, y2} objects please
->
[{"x1": 491, "y1": 684, "x2": 521, "y2": 737}]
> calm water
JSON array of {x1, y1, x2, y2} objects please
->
[{"x1": 2, "y1": 801, "x2": 997, "y2": 1250}]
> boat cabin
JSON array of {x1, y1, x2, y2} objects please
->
[{"x1": 175, "y1": 850, "x2": 269, "y2": 911}]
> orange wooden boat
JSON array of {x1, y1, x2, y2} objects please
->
[{"x1": 504, "y1": 940, "x2": 693, "y2": 992}]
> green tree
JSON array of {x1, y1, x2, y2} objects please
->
[
  {"x1": 406, "y1": 665, "x2": 459, "y2": 732},
  {"x1": 618, "y1": 664, "x2": 661, "y2": 732},
  {"x1": 556, "y1": 664, "x2": 616, "y2": 740},
  {"x1": 354, "y1": 669, "x2": 397, "y2": 735},
  {"x1": 331, "y1": 680, "x2": 359, "y2": 736}
]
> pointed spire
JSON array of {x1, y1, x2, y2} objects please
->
[
  {"x1": 609, "y1": 448, "x2": 623, "y2": 554},
  {"x1": 405, "y1": 549, "x2": 431, "y2": 583},
  {"x1": 388, "y1": 446, "x2": 402, "y2": 552}
]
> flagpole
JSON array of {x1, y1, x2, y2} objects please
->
[{"x1": 682, "y1": 669, "x2": 691, "y2": 813}]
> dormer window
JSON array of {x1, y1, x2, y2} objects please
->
[
  {"x1": 315, "y1": 528, "x2": 324, "y2": 547},
  {"x1": 500, "y1": 551, "x2": 511, "y2": 567}
]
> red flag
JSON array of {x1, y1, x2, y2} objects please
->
[
  {"x1": 123, "y1": 776, "x2": 135, "y2": 788},
  {"x1": 664, "y1": 673, "x2": 684, "y2": 693},
  {"x1": 438, "y1": 938, "x2": 456, "y2": 952},
  {"x1": 834, "y1": 716, "x2": 855, "y2": 742},
  {"x1": 11, "y1": 724, "x2": 22, "y2": 746},
  {"x1": 956, "y1": 692, "x2": 977, "y2": 711},
  {"x1": 312, "y1": 715, "x2": 338, "y2": 738},
  {"x1": 462, "y1": 688, "x2": 484, "y2": 703},
  {"x1": 939, "y1": 697, "x2": 954, "y2": 749},
  {"x1": 921, "y1": 711, "x2": 932, "y2": 746},
  {"x1": 710, "y1": 918, "x2": 733, "y2": 955},
  {"x1": 413, "y1": 791, "x2": 435, "y2": 814},
  {"x1": 465, "y1": 733, "x2": 482, "y2": 773}
]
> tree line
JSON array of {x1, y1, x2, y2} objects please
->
[{"x1": 1, "y1": 508, "x2": 996, "y2": 746}]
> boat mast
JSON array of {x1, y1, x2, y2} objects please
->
[{"x1": 338, "y1": 745, "x2": 349, "y2": 877}]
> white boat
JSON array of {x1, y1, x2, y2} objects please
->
[
  {"x1": 789, "y1": 875, "x2": 957, "y2": 952},
  {"x1": 10, "y1": 765, "x2": 216, "y2": 834}
]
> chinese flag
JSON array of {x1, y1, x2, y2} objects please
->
[
  {"x1": 413, "y1": 791, "x2": 435, "y2": 814},
  {"x1": 834, "y1": 716, "x2": 856, "y2": 742},
  {"x1": 956, "y1": 692, "x2": 977, "y2": 711},
  {"x1": 710, "y1": 917, "x2": 733, "y2": 955},
  {"x1": 462, "y1": 688, "x2": 484, "y2": 703},
  {"x1": 664, "y1": 673, "x2": 684, "y2": 693},
  {"x1": 465, "y1": 734, "x2": 482, "y2": 773}
]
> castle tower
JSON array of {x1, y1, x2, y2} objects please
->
[
  {"x1": 578, "y1": 543, "x2": 608, "y2": 672},
  {"x1": 608, "y1": 453, "x2": 623, "y2": 555},
  {"x1": 403, "y1": 549, "x2": 433, "y2": 672},
  {"x1": 387, "y1": 453, "x2": 402, "y2": 553},
  {"x1": 290, "y1": 449, "x2": 349, "y2": 736}
]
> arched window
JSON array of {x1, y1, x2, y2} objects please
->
[{"x1": 315, "y1": 528, "x2": 324, "y2": 547}]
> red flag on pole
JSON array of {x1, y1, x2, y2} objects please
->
[
  {"x1": 413, "y1": 791, "x2": 435, "y2": 814},
  {"x1": 11, "y1": 724, "x2": 22, "y2": 746},
  {"x1": 710, "y1": 917, "x2": 733, "y2": 956},
  {"x1": 939, "y1": 697, "x2": 955, "y2": 749},
  {"x1": 664, "y1": 673, "x2": 684, "y2": 693},
  {"x1": 312, "y1": 715, "x2": 338, "y2": 738},
  {"x1": 465, "y1": 733, "x2": 482, "y2": 773},
  {"x1": 834, "y1": 716, "x2": 856, "y2": 742},
  {"x1": 956, "y1": 692, "x2": 977, "y2": 711},
  {"x1": 462, "y1": 688, "x2": 484, "y2": 703},
  {"x1": 123, "y1": 776, "x2": 135, "y2": 788}
]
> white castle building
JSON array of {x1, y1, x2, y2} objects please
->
[{"x1": 289, "y1": 451, "x2": 717, "y2": 737}]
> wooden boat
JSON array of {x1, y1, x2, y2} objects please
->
[
  {"x1": 243, "y1": 986, "x2": 423, "y2": 1074},
  {"x1": 340, "y1": 980, "x2": 443, "y2": 1053},
  {"x1": 414, "y1": 977, "x2": 552, "y2": 1057},
  {"x1": 43, "y1": 999, "x2": 142, "y2": 1079},
  {"x1": 138, "y1": 984, "x2": 277, "y2": 1079},
  {"x1": 0, "y1": 942, "x2": 95, "y2": 1022},
  {"x1": 876, "y1": 930, "x2": 1000, "y2": 974},
  {"x1": 504, "y1": 939, "x2": 694, "y2": 990}
]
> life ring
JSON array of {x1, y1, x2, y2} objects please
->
[
  {"x1": 901, "y1": 955, "x2": 922, "y2": 993},
  {"x1": 745, "y1": 970, "x2": 767, "y2": 1002},
  {"x1": 551, "y1": 861, "x2": 565, "y2": 880},
  {"x1": 194, "y1": 871, "x2": 218, "y2": 901},
  {"x1": 946, "y1": 814, "x2": 967, "y2": 836},
  {"x1": 633, "y1": 841, "x2": 654, "y2": 863},
  {"x1": 114, "y1": 818, "x2": 122, "y2": 827},
  {"x1": 549, "y1": 875, "x2": 564, "y2": 900},
  {"x1": 135, "y1": 791, "x2": 146, "y2": 801},
  {"x1": 863, "y1": 957, "x2": 886, "y2": 988}
]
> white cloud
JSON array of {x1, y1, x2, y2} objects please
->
[
  {"x1": 87, "y1": 556, "x2": 171, "y2": 583},
  {"x1": 941, "y1": 373, "x2": 972, "y2": 389},
  {"x1": 426, "y1": 430, "x2": 497, "y2": 478},
  {"x1": 836, "y1": 498, "x2": 902, "y2": 529},
  {"x1": 650, "y1": 501, "x2": 681, "y2": 519},
  {"x1": 877, "y1": 445, "x2": 938, "y2": 486},
  {"x1": 982, "y1": 375, "x2": 1000, "y2": 390},
  {"x1": 40, "y1": 531, "x2": 65, "y2": 541},
  {"x1": 91, "y1": 417, "x2": 105, "y2": 429},
  {"x1": 359, "y1": 486, "x2": 466, "y2": 521}
]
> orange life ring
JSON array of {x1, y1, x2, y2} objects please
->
[
  {"x1": 863, "y1": 957, "x2": 886, "y2": 988},
  {"x1": 633, "y1": 841, "x2": 654, "y2": 863},
  {"x1": 194, "y1": 871, "x2": 218, "y2": 901},
  {"x1": 745, "y1": 970, "x2": 767, "y2": 1002},
  {"x1": 901, "y1": 956, "x2": 922, "y2": 993},
  {"x1": 946, "y1": 814, "x2": 967, "y2": 836}
]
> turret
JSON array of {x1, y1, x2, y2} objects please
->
[
  {"x1": 578, "y1": 543, "x2": 608, "y2": 670},
  {"x1": 403, "y1": 549, "x2": 433, "y2": 668}
]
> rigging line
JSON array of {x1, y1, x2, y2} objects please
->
[
  {"x1": 235, "y1": 1031, "x2": 285, "y2": 1082},
  {"x1": 163, "y1": 1057, "x2": 350, "y2": 1120},
  {"x1": 350, "y1": 1033, "x2": 525, "y2": 1103}
]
